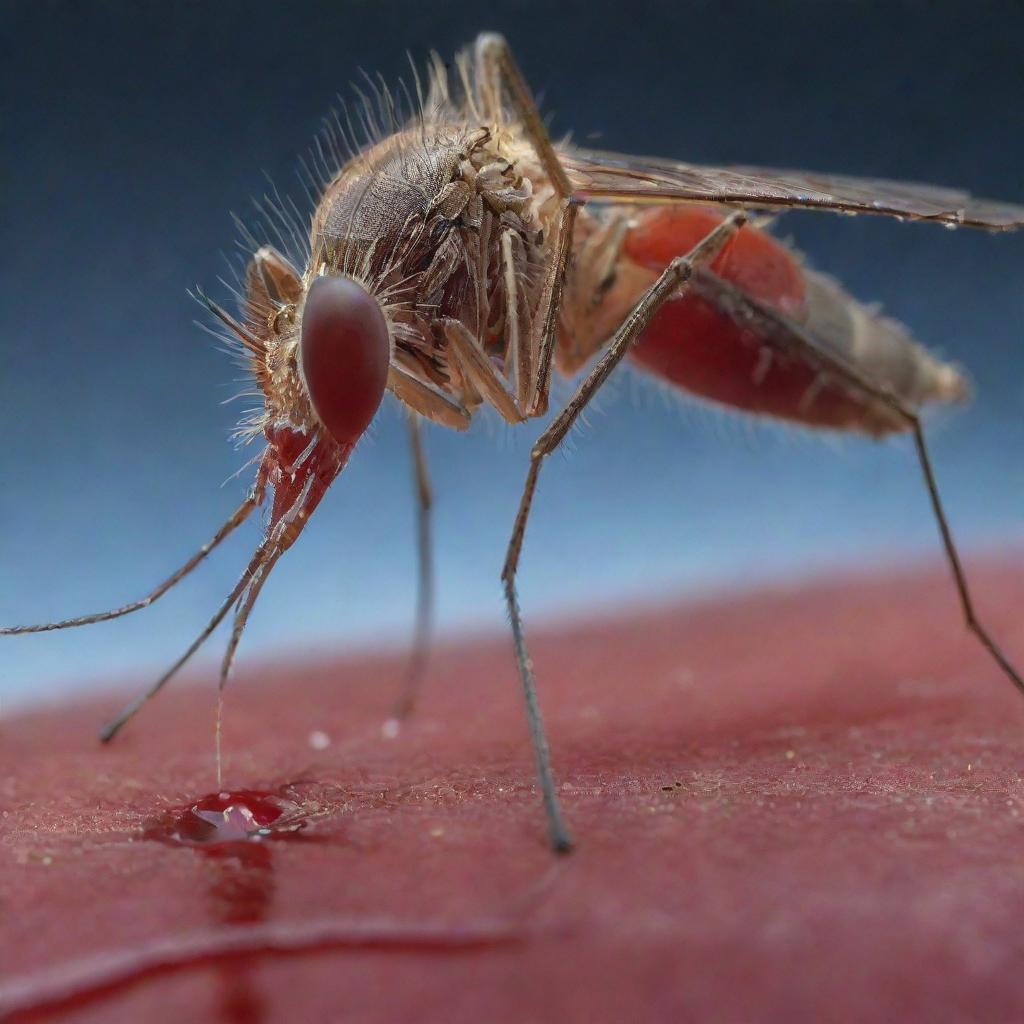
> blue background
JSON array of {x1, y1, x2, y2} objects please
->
[{"x1": 2, "y1": 1, "x2": 1022, "y2": 708}]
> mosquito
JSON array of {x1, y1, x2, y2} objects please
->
[{"x1": 5, "y1": 33, "x2": 1024, "y2": 852}]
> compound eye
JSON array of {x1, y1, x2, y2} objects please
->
[{"x1": 299, "y1": 276, "x2": 391, "y2": 445}]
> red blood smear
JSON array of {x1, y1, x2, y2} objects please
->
[
  {"x1": 625, "y1": 207, "x2": 875, "y2": 430},
  {"x1": 299, "y1": 275, "x2": 390, "y2": 447},
  {"x1": 4, "y1": 565, "x2": 1024, "y2": 1022},
  {"x1": 139, "y1": 790, "x2": 305, "y2": 1024}
]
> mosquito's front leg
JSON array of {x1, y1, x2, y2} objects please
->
[
  {"x1": 98, "y1": 520, "x2": 286, "y2": 744},
  {"x1": 388, "y1": 413, "x2": 436, "y2": 724},
  {"x1": 443, "y1": 318, "x2": 525, "y2": 424},
  {"x1": 501, "y1": 211, "x2": 747, "y2": 851},
  {"x1": 474, "y1": 32, "x2": 580, "y2": 417},
  {"x1": 501, "y1": 228, "x2": 532, "y2": 410},
  {"x1": 0, "y1": 497, "x2": 257, "y2": 636},
  {"x1": 387, "y1": 363, "x2": 472, "y2": 430}
]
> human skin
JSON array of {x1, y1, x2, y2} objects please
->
[{"x1": 3, "y1": 564, "x2": 1024, "y2": 1023}]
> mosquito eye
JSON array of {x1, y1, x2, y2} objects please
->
[{"x1": 299, "y1": 276, "x2": 391, "y2": 445}]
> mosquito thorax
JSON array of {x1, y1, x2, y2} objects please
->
[{"x1": 298, "y1": 275, "x2": 391, "y2": 446}]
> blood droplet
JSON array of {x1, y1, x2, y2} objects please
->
[{"x1": 146, "y1": 790, "x2": 305, "y2": 847}]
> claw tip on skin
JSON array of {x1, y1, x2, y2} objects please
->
[{"x1": 553, "y1": 833, "x2": 574, "y2": 855}]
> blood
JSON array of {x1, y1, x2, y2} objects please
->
[
  {"x1": 624, "y1": 206, "x2": 807, "y2": 314},
  {"x1": 140, "y1": 789, "x2": 308, "y2": 1023},
  {"x1": 145, "y1": 789, "x2": 304, "y2": 847},
  {"x1": 6, "y1": 785, "x2": 522, "y2": 1022},
  {"x1": 625, "y1": 206, "x2": 877, "y2": 430}
]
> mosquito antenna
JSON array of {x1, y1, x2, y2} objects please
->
[{"x1": 0, "y1": 497, "x2": 257, "y2": 636}]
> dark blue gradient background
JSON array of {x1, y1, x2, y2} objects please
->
[{"x1": 2, "y1": 2, "x2": 1023, "y2": 707}]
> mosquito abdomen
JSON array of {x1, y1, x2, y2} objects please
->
[{"x1": 618, "y1": 206, "x2": 969, "y2": 435}]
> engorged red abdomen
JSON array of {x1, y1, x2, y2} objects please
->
[{"x1": 624, "y1": 207, "x2": 870, "y2": 430}]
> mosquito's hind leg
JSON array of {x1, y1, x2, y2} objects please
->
[
  {"x1": 701, "y1": 274, "x2": 1024, "y2": 698},
  {"x1": 501, "y1": 213, "x2": 747, "y2": 852},
  {"x1": 386, "y1": 413, "x2": 436, "y2": 726},
  {"x1": 473, "y1": 32, "x2": 579, "y2": 416},
  {"x1": 0, "y1": 496, "x2": 256, "y2": 636}
]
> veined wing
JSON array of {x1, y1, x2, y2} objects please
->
[{"x1": 562, "y1": 147, "x2": 1024, "y2": 231}]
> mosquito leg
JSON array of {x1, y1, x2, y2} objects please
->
[
  {"x1": 697, "y1": 272, "x2": 1024, "y2": 697},
  {"x1": 474, "y1": 33, "x2": 572, "y2": 199},
  {"x1": 98, "y1": 575, "x2": 250, "y2": 744},
  {"x1": 526, "y1": 199, "x2": 580, "y2": 416},
  {"x1": 98, "y1": 525, "x2": 282, "y2": 743},
  {"x1": 387, "y1": 364, "x2": 472, "y2": 430},
  {"x1": 501, "y1": 213, "x2": 747, "y2": 852},
  {"x1": 1, "y1": 497, "x2": 257, "y2": 636},
  {"x1": 501, "y1": 228, "x2": 532, "y2": 410},
  {"x1": 908, "y1": 427, "x2": 1024, "y2": 690},
  {"x1": 443, "y1": 318, "x2": 525, "y2": 424},
  {"x1": 473, "y1": 32, "x2": 580, "y2": 417},
  {"x1": 388, "y1": 414, "x2": 435, "y2": 724}
]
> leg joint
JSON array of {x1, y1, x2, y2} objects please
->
[{"x1": 668, "y1": 257, "x2": 695, "y2": 283}]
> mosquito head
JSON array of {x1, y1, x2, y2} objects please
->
[{"x1": 299, "y1": 274, "x2": 391, "y2": 446}]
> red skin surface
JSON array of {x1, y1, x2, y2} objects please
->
[
  {"x1": 625, "y1": 207, "x2": 878, "y2": 430},
  {"x1": 3, "y1": 565, "x2": 1024, "y2": 1022}
]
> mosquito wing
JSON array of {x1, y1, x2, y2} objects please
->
[{"x1": 561, "y1": 147, "x2": 1024, "y2": 231}]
